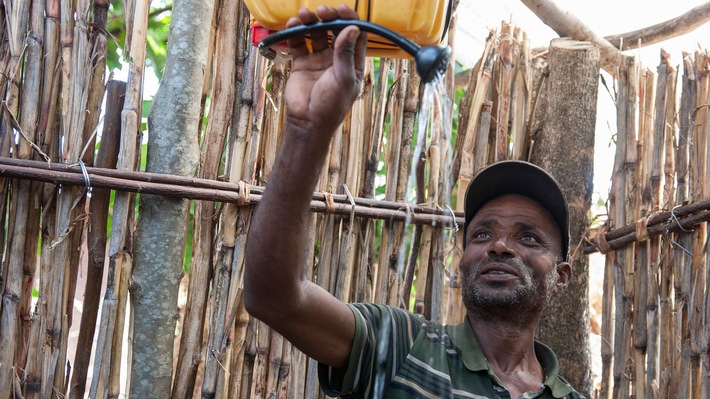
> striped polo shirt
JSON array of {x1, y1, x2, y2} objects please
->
[{"x1": 319, "y1": 303, "x2": 586, "y2": 399}]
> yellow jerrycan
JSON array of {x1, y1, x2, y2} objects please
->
[{"x1": 246, "y1": 0, "x2": 452, "y2": 59}]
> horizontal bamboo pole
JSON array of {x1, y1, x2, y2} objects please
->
[
  {"x1": 584, "y1": 208, "x2": 710, "y2": 254},
  {"x1": 0, "y1": 158, "x2": 464, "y2": 226},
  {"x1": 8, "y1": 156, "x2": 710, "y2": 253}
]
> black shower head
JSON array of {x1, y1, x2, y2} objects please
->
[
  {"x1": 414, "y1": 45, "x2": 452, "y2": 84},
  {"x1": 257, "y1": 19, "x2": 451, "y2": 83}
]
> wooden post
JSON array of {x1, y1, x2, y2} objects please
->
[{"x1": 530, "y1": 38, "x2": 600, "y2": 397}]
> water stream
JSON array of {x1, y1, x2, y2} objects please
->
[
  {"x1": 373, "y1": 74, "x2": 456, "y2": 398},
  {"x1": 396, "y1": 74, "x2": 455, "y2": 293}
]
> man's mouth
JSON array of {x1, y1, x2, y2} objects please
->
[{"x1": 478, "y1": 263, "x2": 521, "y2": 278}]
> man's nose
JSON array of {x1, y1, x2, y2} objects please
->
[{"x1": 488, "y1": 236, "x2": 516, "y2": 257}]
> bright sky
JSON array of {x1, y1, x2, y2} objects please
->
[{"x1": 456, "y1": 0, "x2": 710, "y2": 206}]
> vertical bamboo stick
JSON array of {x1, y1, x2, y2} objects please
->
[
  {"x1": 2, "y1": 1, "x2": 45, "y2": 395},
  {"x1": 316, "y1": 124, "x2": 344, "y2": 298},
  {"x1": 641, "y1": 66, "x2": 661, "y2": 399},
  {"x1": 0, "y1": 0, "x2": 29, "y2": 103},
  {"x1": 701, "y1": 49, "x2": 710, "y2": 399},
  {"x1": 240, "y1": 317, "x2": 257, "y2": 398},
  {"x1": 202, "y1": 235, "x2": 237, "y2": 398},
  {"x1": 239, "y1": 53, "x2": 272, "y2": 398},
  {"x1": 632, "y1": 66, "x2": 651, "y2": 399},
  {"x1": 511, "y1": 29, "x2": 531, "y2": 160},
  {"x1": 622, "y1": 57, "x2": 640, "y2": 399},
  {"x1": 494, "y1": 21, "x2": 515, "y2": 161},
  {"x1": 375, "y1": 60, "x2": 408, "y2": 307},
  {"x1": 415, "y1": 83, "x2": 447, "y2": 319},
  {"x1": 344, "y1": 62, "x2": 372, "y2": 304},
  {"x1": 393, "y1": 60, "x2": 416, "y2": 306},
  {"x1": 80, "y1": 0, "x2": 110, "y2": 165},
  {"x1": 671, "y1": 52, "x2": 695, "y2": 399},
  {"x1": 414, "y1": 201, "x2": 434, "y2": 318},
  {"x1": 398, "y1": 69, "x2": 420, "y2": 310},
  {"x1": 466, "y1": 35, "x2": 496, "y2": 177},
  {"x1": 207, "y1": 103, "x2": 261, "y2": 397},
  {"x1": 266, "y1": 332, "x2": 284, "y2": 398},
  {"x1": 0, "y1": 0, "x2": 30, "y2": 143},
  {"x1": 24, "y1": 3, "x2": 62, "y2": 396},
  {"x1": 404, "y1": 144, "x2": 427, "y2": 311},
  {"x1": 69, "y1": 80, "x2": 124, "y2": 399},
  {"x1": 689, "y1": 50, "x2": 709, "y2": 399},
  {"x1": 289, "y1": 350, "x2": 306, "y2": 399},
  {"x1": 450, "y1": 65, "x2": 476, "y2": 185},
  {"x1": 650, "y1": 52, "x2": 669, "y2": 211},
  {"x1": 66, "y1": 3, "x2": 112, "y2": 396},
  {"x1": 431, "y1": 22, "x2": 457, "y2": 323},
  {"x1": 0, "y1": 2, "x2": 32, "y2": 396},
  {"x1": 662, "y1": 73, "x2": 677, "y2": 211},
  {"x1": 228, "y1": 295, "x2": 249, "y2": 398},
  {"x1": 600, "y1": 251, "x2": 614, "y2": 399},
  {"x1": 219, "y1": 9, "x2": 269, "y2": 395},
  {"x1": 261, "y1": 61, "x2": 289, "y2": 182},
  {"x1": 610, "y1": 55, "x2": 637, "y2": 399},
  {"x1": 219, "y1": 22, "x2": 256, "y2": 397},
  {"x1": 361, "y1": 59, "x2": 390, "y2": 306},
  {"x1": 47, "y1": 0, "x2": 95, "y2": 392},
  {"x1": 226, "y1": 42, "x2": 256, "y2": 184},
  {"x1": 243, "y1": 55, "x2": 268, "y2": 184},
  {"x1": 334, "y1": 106, "x2": 357, "y2": 303},
  {"x1": 278, "y1": 341, "x2": 292, "y2": 399},
  {"x1": 17, "y1": 0, "x2": 47, "y2": 380},
  {"x1": 337, "y1": 104, "x2": 363, "y2": 305},
  {"x1": 250, "y1": 319, "x2": 271, "y2": 399},
  {"x1": 173, "y1": 1, "x2": 239, "y2": 396},
  {"x1": 91, "y1": 1, "x2": 150, "y2": 397},
  {"x1": 58, "y1": 0, "x2": 72, "y2": 124},
  {"x1": 664, "y1": 58, "x2": 681, "y2": 398}
]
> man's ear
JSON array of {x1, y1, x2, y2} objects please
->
[{"x1": 554, "y1": 262, "x2": 572, "y2": 295}]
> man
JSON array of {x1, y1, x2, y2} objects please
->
[{"x1": 244, "y1": 4, "x2": 586, "y2": 398}]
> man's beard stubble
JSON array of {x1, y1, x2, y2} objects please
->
[{"x1": 461, "y1": 255, "x2": 559, "y2": 316}]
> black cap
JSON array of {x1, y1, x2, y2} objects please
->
[{"x1": 463, "y1": 161, "x2": 569, "y2": 261}]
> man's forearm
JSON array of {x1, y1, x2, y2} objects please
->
[{"x1": 244, "y1": 123, "x2": 333, "y2": 319}]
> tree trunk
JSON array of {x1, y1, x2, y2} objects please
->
[
  {"x1": 129, "y1": 1, "x2": 214, "y2": 398},
  {"x1": 530, "y1": 37, "x2": 600, "y2": 398}
]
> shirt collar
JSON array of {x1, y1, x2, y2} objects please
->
[{"x1": 449, "y1": 317, "x2": 574, "y2": 398}]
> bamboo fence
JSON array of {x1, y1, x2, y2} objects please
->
[
  {"x1": 0, "y1": 1, "x2": 707, "y2": 398},
  {"x1": 589, "y1": 50, "x2": 710, "y2": 399}
]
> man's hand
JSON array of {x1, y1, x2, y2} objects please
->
[{"x1": 283, "y1": 5, "x2": 368, "y2": 139}]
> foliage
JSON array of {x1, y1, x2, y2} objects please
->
[{"x1": 106, "y1": 0, "x2": 172, "y2": 79}]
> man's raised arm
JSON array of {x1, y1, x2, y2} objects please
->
[{"x1": 244, "y1": 5, "x2": 368, "y2": 369}]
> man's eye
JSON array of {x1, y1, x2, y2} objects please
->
[
  {"x1": 520, "y1": 233, "x2": 539, "y2": 243},
  {"x1": 472, "y1": 231, "x2": 491, "y2": 239}
]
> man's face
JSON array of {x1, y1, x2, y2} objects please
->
[{"x1": 460, "y1": 194, "x2": 569, "y2": 315}]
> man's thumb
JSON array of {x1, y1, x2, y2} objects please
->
[{"x1": 334, "y1": 26, "x2": 360, "y2": 71}]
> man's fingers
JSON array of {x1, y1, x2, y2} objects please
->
[
  {"x1": 315, "y1": 5, "x2": 339, "y2": 21},
  {"x1": 296, "y1": 7, "x2": 319, "y2": 24},
  {"x1": 353, "y1": 25, "x2": 368, "y2": 78},
  {"x1": 286, "y1": 14, "x2": 309, "y2": 59},
  {"x1": 332, "y1": 26, "x2": 361, "y2": 85},
  {"x1": 335, "y1": 4, "x2": 360, "y2": 19},
  {"x1": 307, "y1": 6, "x2": 334, "y2": 52},
  {"x1": 287, "y1": 5, "x2": 365, "y2": 70}
]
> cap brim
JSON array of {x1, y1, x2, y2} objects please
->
[{"x1": 463, "y1": 161, "x2": 569, "y2": 260}]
